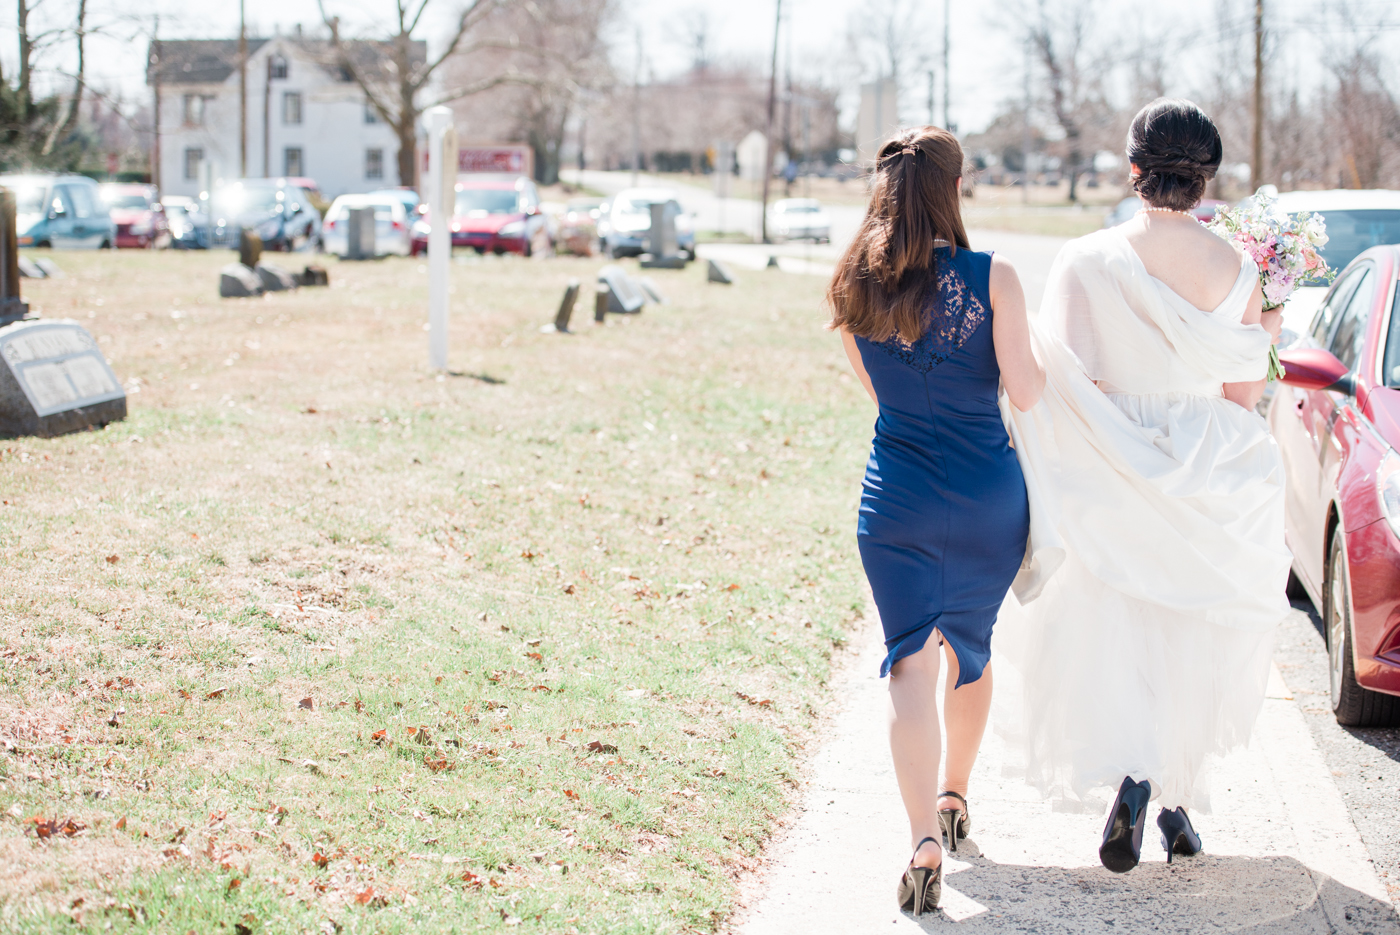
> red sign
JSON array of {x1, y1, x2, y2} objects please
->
[{"x1": 457, "y1": 146, "x2": 532, "y2": 177}]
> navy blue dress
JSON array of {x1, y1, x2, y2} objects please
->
[{"x1": 855, "y1": 247, "x2": 1029, "y2": 686}]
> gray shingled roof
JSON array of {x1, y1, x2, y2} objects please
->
[{"x1": 147, "y1": 38, "x2": 426, "y2": 87}]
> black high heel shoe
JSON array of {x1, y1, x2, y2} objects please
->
[
  {"x1": 897, "y1": 836, "x2": 943, "y2": 916},
  {"x1": 938, "y1": 791, "x2": 971, "y2": 854},
  {"x1": 1157, "y1": 807, "x2": 1202, "y2": 864},
  {"x1": 1099, "y1": 776, "x2": 1151, "y2": 874}
]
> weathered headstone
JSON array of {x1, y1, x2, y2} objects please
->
[
  {"x1": 33, "y1": 257, "x2": 63, "y2": 279},
  {"x1": 219, "y1": 263, "x2": 264, "y2": 298},
  {"x1": 238, "y1": 229, "x2": 263, "y2": 269},
  {"x1": 0, "y1": 189, "x2": 29, "y2": 326},
  {"x1": 0, "y1": 319, "x2": 126, "y2": 437},
  {"x1": 638, "y1": 277, "x2": 666, "y2": 305},
  {"x1": 707, "y1": 258, "x2": 734, "y2": 284},
  {"x1": 766, "y1": 254, "x2": 780, "y2": 269},
  {"x1": 639, "y1": 202, "x2": 687, "y2": 270},
  {"x1": 594, "y1": 283, "x2": 608, "y2": 323},
  {"x1": 255, "y1": 262, "x2": 298, "y2": 292},
  {"x1": 298, "y1": 265, "x2": 329, "y2": 287},
  {"x1": 554, "y1": 279, "x2": 580, "y2": 332},
  {"x1": 17, "y1": 256, "x2": 44, "y2": 279},
  {"x1": 598, "y1": 265, "x2": 646, "y2": 314},
  {"x1": 345, "y1": 206, "x2": 377, "y2": 260}
]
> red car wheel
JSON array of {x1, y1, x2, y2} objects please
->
[{"x1": 1326, "y1": 525, "x2": 1400, "y2": 727}]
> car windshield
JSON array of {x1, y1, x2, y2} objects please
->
[
  {"x1": 212, "y1": 187, "x2": 281, "y2": 216},
  {"x1": 103, "y1": 193, "x2": 150, "y2": 209},
  {"x1": 1304, "y1": 209, "x2": 1400, "y2": 280},
  {"x1": 780, "y1": 204, "x2": 820, "y2": 214},
  {"x1": 614, "y1": 199, "x2": 658, "y2": 215},
  {"x1": 11, "y1": 185, "x2": 46, "y2": 214},
  {"x1": 455, "y1": 189, "x2": 518, "y2": 215}
]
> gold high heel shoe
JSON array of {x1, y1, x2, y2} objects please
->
[
  {"x1": 937, "y1": 790, "x2": 971, "y2": 853},
  {"x1": 897, "y1": 836, "x2": 943, "y2": 916}
]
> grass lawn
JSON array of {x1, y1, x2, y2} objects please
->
[{"x1": 0, "y1": 249, "x2": 874, "y2": 933}]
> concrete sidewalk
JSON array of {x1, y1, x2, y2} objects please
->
[{"x1": 732, "y1": 614, "x2": 1400, "y2": 934}]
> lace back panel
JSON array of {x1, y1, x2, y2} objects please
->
[{"x1": 865, "y1": 255, "x2": 989, "y2": 373}]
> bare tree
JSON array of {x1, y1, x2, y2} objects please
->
[
  {"x1": 42, "y1": 0, "x2": 85, "y2": 155},
  {"x1": 317, "y1": 0, "x2": 524, "y2": 187},
  {"x1": 843, "y1": 0, "x2": 933, "y2": 122}
]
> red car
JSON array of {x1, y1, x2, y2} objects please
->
[
  {"x1": 410, "y1": 175, "x2": 551, "y2": 257},
  {"x1": 99, "y1": 183, "x2": 168, "y2": 248},
  {"x1": 1270, "y1": 244, "x2": 1400, "y2": 726}
]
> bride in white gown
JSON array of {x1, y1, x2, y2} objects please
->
[{"x1": 996, "y1": 99, "x2": 1291, "y2": 873}]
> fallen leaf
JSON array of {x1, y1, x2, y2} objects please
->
[
  {"x1": 227, "y1": 878, "x2": 241, "y2": 893},
  {"x1": 725, "y1": 583, "x2": 740, "y2": 591},
  {"x1": 736, "y1": 692, "x2": 773, "y2": 707},
  {"x1": 563, "y1": 789, "x2": 579, "y2": 800},
  {"x1": 312, "y1": 852, "x2": 330, "y2": 870},
  {"x1": 525, "y1": 638, "x2": 542, "y2": 647},
  {"x1": 298, "y1": 697, "x2": 313, "y2": 710},
  {"x1": 206, "y1": 688, "x2": 226, "y2": 700},
  {"x1": 304, "y1": 760, "x2": 323, "y2": 776},
  {"x1": 105, "y1": 555, "x2": 120, "y2": 564},
  {"x1": 115, "y1": 816, "x2": 126, "y2": 831},
  {"x1": 461, "y1": 870, "x2": 484, "y2": 888},
  {"x1": 370, "y1": 729, "x2": 388, "y2": 745},
  {"x1": 562, "y1": 583, "x2": 576, "y2": 594},
  {"x1": 525, "y1": 652, "x2": 543, "y2": 662},
  {"x1": 207, "y1": 810, "x2": 226, "y2": 826},
  {"x1": 529, "y1": 684, "x2": 552, "y2": 693},
  {"x1": 424, "y1": 754, "x2": 454, "y2": 773},
  {"x1": 585, "y1": 741, "x2": 618, "y2": 754},
  {"x1": 520, "y1": 550, "x2": 536, "y2": 560}
]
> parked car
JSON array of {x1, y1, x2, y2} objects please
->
[
  {"x1": 1268, "y1": 243, "x2": 1400, "y2": 726},
  {"x1": 555, "y1": 197, "x2": 603, "y2": 256},
  {"x1": 321, "y1": 194, "x2": 412, "y2": 257},
  {"x1": 1266, "y1": 189, "x2": 1400, "y2": 335},
  {"x1": 366, "y1": 188, "x2": 419, "y2": 219},
  {"x1": 0, "y1": 174, "x2": 115, "y2": 249},
  {"x1": 768, "y1": 198, "x2": 831, "y2": 242},
  {"x1": 161, "y1": 195, "x2": 210, "y2": 249},
  {"x1": 207, "y1": 179, "x2": 321, "y2": 251},
  {"x1": 1102, "y1": 195, "x2": 1227, "y2": 228},
  {"x1": 285, "y1": 177, "x2": 331, "y2": 217},
  {"x1": 99, "y1": 183, "x2": 168, "y2": 249},
  {"x1": 598, "y1": 188, "x2": 695, "y2": 259},
  {"x1": 410, "y1": 175, "x2": 551, "y2": 257}
]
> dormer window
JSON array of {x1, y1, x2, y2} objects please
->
[{"x1": 268, "y1": 55, "x2": 288, "y2": 80}]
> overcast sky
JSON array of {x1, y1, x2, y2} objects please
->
[{"x1": 7, "y1": 0, "x2": 1395, "y2": 139}]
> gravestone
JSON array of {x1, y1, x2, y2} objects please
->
[
  {"x1": 255, "y1": 262, "x2": 298, "y2": 292},
  {"x1": 707, "y1": 258, "x2": 734, "y2": 284},
  {"x1": 594, "y1": 283, "x2": 608, "y2": 323},
  {"x1": 639, "y1": 202, "x2": 687, "y2": 270},
  {"x1": 219, "y1": 263, "x2": 264, "y2": 298},
  {"x1": 0, "y1": 319, "x2": 126, "y2": 437},
  {"x1": 0, "y1": 189, "x2": 29, "y2": 326},
  {"x1": 17, "y1": 256, "x2": 44, "y2": 279},
  {"x1": 33, "y1": 257, "x2": 63, "y2": 278},
  {"x1": 345, "y1": 206, "x2": 377, "y2": 260},
  {"x1": 298, "y1": 265, "x2": 329, "y2": 287},
  {"x1": 597, "y1": 265, "x2": 646, "y2": 314},
  {"x1": 238, "y1": 229, "x2": 262, "y2": 268},
  {"x1": 638, "y1": 277, "x2": 666, "y2": 305},
  {"x1": 553, "y1": 279, "x2": 580, "y2": 332}
]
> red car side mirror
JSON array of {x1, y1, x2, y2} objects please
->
[{"x1": 1278, "y1": 348, "x2": 1357, "y2": 395}]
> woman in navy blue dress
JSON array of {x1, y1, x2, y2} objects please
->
[{"x1": 828, "y1": 127, "x2": 1044, "y2": 915}]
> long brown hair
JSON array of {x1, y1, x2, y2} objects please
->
[{"x1": 827, "y1": 126, "x2": 969, "y2": 342}]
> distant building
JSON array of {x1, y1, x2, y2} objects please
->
[{"x1": 147, "y1": 34, "x2": 423, "y2": 198}]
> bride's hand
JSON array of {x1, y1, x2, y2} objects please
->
[{"x1": 1260, "y1": 309, "x2": 1283, "y2": 343}]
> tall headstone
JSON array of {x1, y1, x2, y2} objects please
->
[
  {"x1": 0, "y1": 189, "x2": 29, "y2": 326},
  {"x1": 345, "y1": 206, "x2": 376, "y2": 260},
  {"x1": 639, "y1": 202, "x2": 686, "y2": 269},
  {"x1": 0, "y1": 319, "x2": 126, "y2": 437},
  {"x1": 554, "y1": 279, "x2": 580, "y2": 333}
]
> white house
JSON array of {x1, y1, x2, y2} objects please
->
[{"x1": 148, "y1": 34, "x2": 421, "y2": 199}]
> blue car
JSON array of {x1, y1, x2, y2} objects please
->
[
  {"x1": 207, "y1": 179, "x2": 321, "y2": 252},
  {"x1": 1, "y1": 174, "x2": 115, "y2": 249}
]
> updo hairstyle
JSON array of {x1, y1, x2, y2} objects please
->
[{"x1": 1126, "y1": 99, "x2": 1222, "y2": 212}]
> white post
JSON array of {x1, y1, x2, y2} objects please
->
[{"x1": 426, "y1": 106, "x2": 456, "y2": 371}]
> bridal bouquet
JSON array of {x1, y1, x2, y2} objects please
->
[{"x1": 1206, "y1": 192, "x2": 1334, "y2": 380}]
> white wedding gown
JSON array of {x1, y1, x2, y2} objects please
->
[{"x1": 995, "y1": 227, "x2": 1293, "y2": 811}]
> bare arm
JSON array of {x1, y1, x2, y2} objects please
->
[
  {"x1": 989, "y1": 254, "x2": 1045, "y2": 411},
  {"x1": 840, "y1": 330, "x2": 878, "y2": 404},
  {"x1": 1222, "y1": 281, "x2": 1267, "y2": 410}
]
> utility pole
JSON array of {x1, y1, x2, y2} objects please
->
[
  {"x1": 760, "y1": 0, "x2": 782, "y2": 244},
  {"x1": 238, "y1": 0, "x2": 248, "y2": 177},
  {"x1": 942, "y1": 0, "x2": 951, "y2": 130},
  {"x1": 151, "y1": 15, "x2": 161, "y2": 190},
  {"x1": 927, "y1": 70, "x2": 935, "y2": 126},
  {"x1": 631, "y1": 27, "x2": 642, "y2": 187},
  {"x1": 1251, "y1": 0, "x2": 1264, "y2": 192}
]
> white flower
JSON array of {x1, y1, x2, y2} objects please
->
[{"x1": 1303, "y1": 215, "x2": 1328, "y2": 247}]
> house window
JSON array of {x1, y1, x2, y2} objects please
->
[
  {"x1": 364, "y1": 102, "x2": 379, "y2": 124},
  {"x1": 268, "y1": 55, "x2": 288, "y2": 80},
  {"x1": 284, "y1": 147, "x2": 304, "y2": 177},
  {"x1": 283, "y1": 91, "x2": 302, "y2": 126},
  {"x1": 182, "y1": 94, "x2": 205, "y2": 127},
  {"x1": 184, "y1": 147, "x2": 204, "y2": 181},
  {"x1": 366, "y1": 148, "x2": 384, "y2": 180}
]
